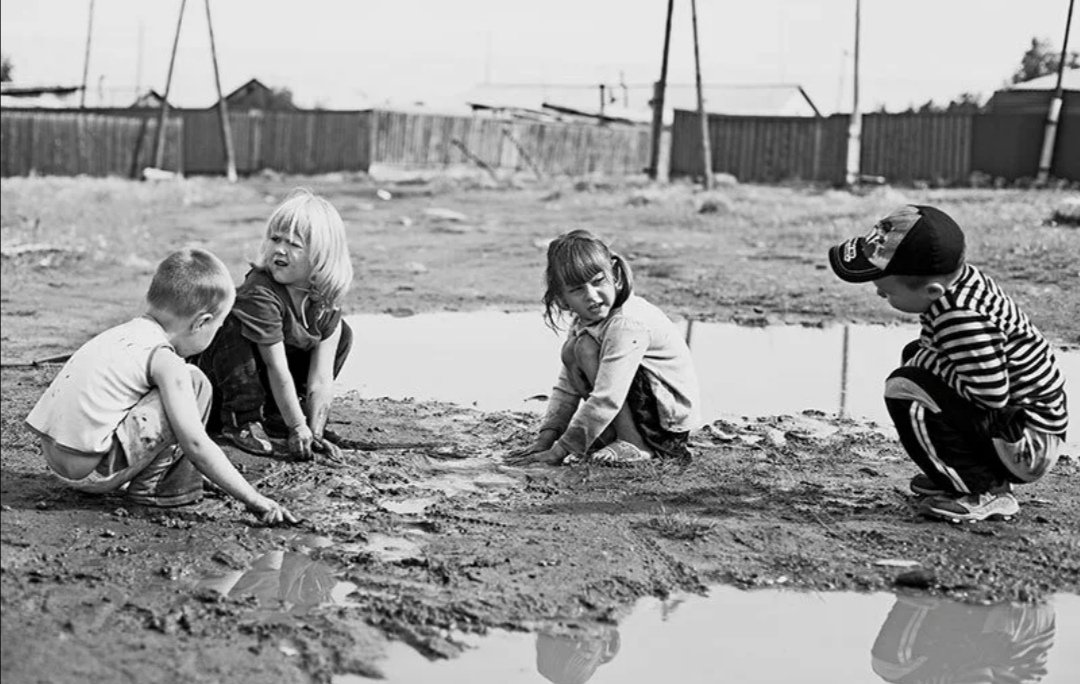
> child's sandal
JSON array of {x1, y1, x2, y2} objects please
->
[{"x1": 590, "y1": 440, "x2": 652, "y2": 466}]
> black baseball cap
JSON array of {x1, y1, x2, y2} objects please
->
[{"x1": 828, "y1": 205, "x2": 966, "y2": 283}]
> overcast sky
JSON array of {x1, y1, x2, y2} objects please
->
[{"x1": 0, "y1": 0, "x2": 1074, "y2": 113}]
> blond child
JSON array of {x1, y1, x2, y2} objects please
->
[
  {"x1": 25, "y1": 248, "x2": 296, "y2": 525},
  {"x1": 196, "y1": 189, "x2": 353, "y2": 462},
  {"x1": 508, "y1": 229, "x2": 700, "y2": 466},
  {"x1": 828, "y1": 205, "x2": 1068, "y2": 522}
]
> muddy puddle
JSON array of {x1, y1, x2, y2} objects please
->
[
  {"x1": 328, "y1": 586, "x2": 1077, "y2": 683},
  {"x1": 191, "y1": 540, "x2": 1078, "y2": 683},
  {"x1": 216, "y1": 312, "x2": 1080, "y2": 681},
  {"x1": 339, "y1": 311, "x2": 1080, "y2": 451},
  {"x1": 338, "y1": 311, "x2": 1080, "y2": 430}
]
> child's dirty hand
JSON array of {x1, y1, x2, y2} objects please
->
[
  {"x1": 505, "y1": 443, "x2": 568, "y2": 467},
  {"x1": 288, "y1": 424, "x2": 315, "y2": 461},
  {"x1": 249, "y1": 496, "x2": 299, "y2": 526},
  {"x1": 312, "y1": 436, "x2": 346, "y2": 466}
]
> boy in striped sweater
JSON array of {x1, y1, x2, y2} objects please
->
[{"x1": 828, "y1": 205, "x2": 1068, "y2": 522}]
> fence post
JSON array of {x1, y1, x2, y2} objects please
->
[
  {"x1": 153, "y1": 0, "x2": 186, "y2": 171},
  {"x1": 812, "y1": 118, "x2": 823, "y2": 181},
  {"x1": 204, "y1": 0, "x2": 237, "y2": 182}
]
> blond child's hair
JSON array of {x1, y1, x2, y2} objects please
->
[
  {"x1": 256, "y1": 188, "x2": 353, "y2": 310},
  {"x1": 147, "y1": 248, "x2": 234, "y2": 318}
]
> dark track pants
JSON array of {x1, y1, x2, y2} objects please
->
[{"x1": 884, "y1": 363, "x2": 1061, "y2": 495}]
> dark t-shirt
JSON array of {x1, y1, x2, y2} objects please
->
[{"x1": 231, "y1": 269, "x2": 342, "y2": 351}]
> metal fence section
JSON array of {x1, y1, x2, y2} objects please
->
[
  {"x1": 670, "y1": 109, "x2": 1078, "y2": 184},
  {"x1": 860, "y1": 112, "x2": 972, "y2": 183},
  {"x1": 0, "y1": 109, "x2": 182, "y2": 177},
  {"x1": 971, "y1": 112, "x2": 1080, "y2": 182},
  {"x1": 671, "y1": 110, "x2": 849, "y2": 184}
]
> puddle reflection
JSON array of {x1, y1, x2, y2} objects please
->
[
  {"x1": 535, "y1": 626, "x2": 620, "y2": 684},
  {"x1": 335, "y1": 588, "x2": 1080, "y2": 684},
  {"x1": 338, "y1": 313, "x2": 1078, "y2": 435},
  {"x1": 195, "y1": 550, "x2": 354, "y2": 615},
  {"x1": 872, "y1": 595, "x2": 1055, "y2": 684}
]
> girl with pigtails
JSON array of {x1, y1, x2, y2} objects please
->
[{"x1": 508, "y1": 229, "x2": 700, "y2": 467}]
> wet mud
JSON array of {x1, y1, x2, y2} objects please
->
[
  {"x1": 2, "y1": 177, "x2": 1078, "y2": 682},
  {"x1": 3, "y1": 377, "x2": 1078, "y2": 682}
]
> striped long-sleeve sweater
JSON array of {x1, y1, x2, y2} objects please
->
[{"x1": 904, "y1": 264, "x2": 1068, "y2": 435}]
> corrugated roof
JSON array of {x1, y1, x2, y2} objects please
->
[{"x1": 1007, "y1": 67, "x2": 1080, "y2": 92}]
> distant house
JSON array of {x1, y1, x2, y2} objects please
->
[
  {"x1": 0, "y1": 83, "x2": 82, "y2": 108},
  {"x1": 664, "y1": 83, "x2": 821, "y2": 117},
  {"x1": 130, "y1": 89, "x2": 168, "y2": 109},
  {"x1": 986, "y1": 68, "x2": 1079, "y2": 113},
  {"x1": 218, "y1": 78, "x2": 295, "y2": 112},
  {"x1": 460, "y1": 81, "x2": 821, "y2": 125}
]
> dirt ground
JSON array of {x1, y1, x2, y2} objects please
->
[{"x1": 2, "y1": 173, "x2": 1078, "y2": 683}]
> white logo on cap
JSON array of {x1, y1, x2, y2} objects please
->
[{"x1": 862, "y1": 206, "x2": 921, "y2": 270}]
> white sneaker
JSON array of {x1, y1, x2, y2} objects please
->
[{"x1": 923, "y1": 490, "x2": 1019, "y2": 523}]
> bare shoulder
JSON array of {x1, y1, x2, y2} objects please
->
[{"x1": 148, "y1": 347, "x2": 192, "y2": 389}]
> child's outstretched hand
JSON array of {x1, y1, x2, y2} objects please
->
[
  {"x1": 505, "y1": 441, "x2": 569, "y2": 467},
  {"x1": 312, "y1": 436, "x2": 346, "y2": 466},
  {"x1": 288, "y1": 424, "x2": 315, "y2": 461},
  {"x1": 248, "y1": 495, "x2": 299, "y2": 526}
]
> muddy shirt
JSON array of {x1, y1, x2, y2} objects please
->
[
  {"x1": 540, "y1": 294, "x2": 700, "y2": 455},
  {"x1": 25, "y1": 316, "x2": 174, "y2": 455},
  {"x1": 904, "y1": 264, "x2": 1068, "y2": 435},
  {"x1": 231, "y1": 269, "x2": 342, "y2": 350}
]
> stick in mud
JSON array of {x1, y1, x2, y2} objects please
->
[{"x1": 0, "y1": 353, "x2": 73, "y2": 369}]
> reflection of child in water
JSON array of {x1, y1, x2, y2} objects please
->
[
  {"x1": 535, "y1": 625, "x2": 620, "y2": 684},
  {"x1": 871, "y1": 594, "x2": 1055, "y2": 684},
  {"x1": 197, "y1": 550, "x2": 337, "y2": 614}
]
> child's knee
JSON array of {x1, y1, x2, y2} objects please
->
[{"x1": 884, "y1": 374, "x2": 942, "y2": 413}]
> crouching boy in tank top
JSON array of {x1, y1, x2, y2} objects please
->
[{"x1": 25, "y1": 248, "x2": 296, "y2": 525}]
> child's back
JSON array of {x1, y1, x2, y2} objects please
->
[
  {"x1": 27, "y1": 316, "x2": 175, "y2": 479},
  {"x1": 26, "y1": 248, "x2": 296, "y2": 525}
]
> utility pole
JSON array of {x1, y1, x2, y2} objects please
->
[
  {"x1": 691, "y1": 0, "x2": 714, "y2": 189},
  {"x1": 844, "y1": 0, "x2": 862, "y2": 187},
  {"x1": 205, "y1": 0, "x2": 238, "y2": 182},
  {"x1": 647, "y1": 0, "x2": 675, "y2": 180},
  {"x1": 842, "y1": 0, "x2": 859, "y2": 186},
  {"x1": 153, "y1": 0, "x2": 187, "y2": 171},
  {"x1": 79, "y1": 0, "x2": 95, "y2": 108},
  {"x1": 1036, "y1": 0, "x2": 1075, "y2": 184},
  {"x1": 135, "y1": 19, "x2": 145, "y2": 100}
]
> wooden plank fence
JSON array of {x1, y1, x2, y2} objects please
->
[
  {"x1": 0, "y1": 109, "x2": 182, "y2": 178},
  {"x1": 4, "y1": 106, "x2": 1074, "y2": 182},
  {"x1": 368, "y1": 110, "x2": 651, "y2": 176},
  {"x1": 181, "y1": 110, "x2": 372, "y2": 175}
]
